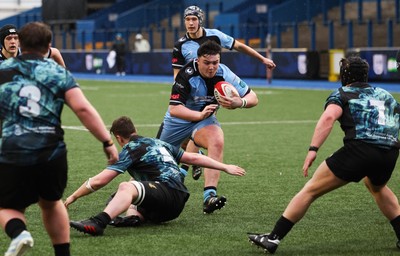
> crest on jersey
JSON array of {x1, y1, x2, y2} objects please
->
[{"x1": 185, "y1": 67, "x2": 194, "y2": 75}]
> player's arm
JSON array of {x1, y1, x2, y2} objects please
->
[
  {"x1": 65, "y1": 87, "x2": 119, "y2": 164},
  {"x1": 169, "y1": 104, "x2": 219, "y2": 121},
  {"x1": 219, "y1": 69, "x2": 259, "y2": 109},
  {"x1": 302, "y1": 103, "x2": 342, "y2": 177},
  {"x1": 180, "y1": 151, "x2": 245, "y2": 176},
  {"x1": 50, "y1": 47, "x2": 66, "y2": 68},
  {"x1": 241, "y1": 89, "x2": 258, "y2": 108},
  {"x1": 64, "y1": 169, "x2": 119, "y2": 208},
  {"x1": 217, "y1": 89, "x2": 258, "y2": 110},
  {"x1": 172, "y1": 44, "x2": 185, "y2": 79},
  {"x1": 169, "y1": 74, "x2": 219, "y2": 121},
  {"x1": 233, "y1": 40, "x2": 276, "y2": 69}
]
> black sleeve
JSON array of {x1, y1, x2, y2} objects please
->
[
  {"x1": 169, "y1": 71, "x2": 191, "y2": 106},
  {"x1": 172, "y1": 40, "x2": 185, "y2": 69}
]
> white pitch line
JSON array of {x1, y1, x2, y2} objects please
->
[{"x1": 62, "y1": 120, "x2": 317, "y2": 131}]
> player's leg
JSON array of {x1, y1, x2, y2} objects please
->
[
  {"x1": 364, "y1": 179, "x2": 400, "y2": 220},
  {"x1": 249, "y1": 161, "x2": 347, "y2": 254},
  {"x1": 0, "y1": 163, "x2": 34, "y2": 256},
  {"x1": 179, "y1": 138, "x2": 191, "y2": 175},
  {"x1": 38, "y1": 154, "x2": 70, "y2": 255},
  {"x1": 70, "y1": 181, "x2": 143, "y2": 235},
  {"x1": 186, "y1": 139, "x2": 203, "y2": 180},
  {"x1": 364, "y1": 178, "x2": 400, "y2": 248},
  {"x1": 192, "y1": 124, "x2": 226, "y2": 214},
  {"x1": 104, "y1": 181, "x2": 143, "y2": 220},
  {"x1": 1, "y1": 209, "x2": 33, "y2": 256},
  {"x1": 38, "y1": 199, "x2": 70, "y2": 255},
  {"x1": 282, "y1": 161, "x2": 347, "y2": 222},
  {"x1": 180, "y1": 138, "x2": 203, "y2": 180},
  {"x1": 106, "y1": 181, "x2": 143, "y2": 227}
]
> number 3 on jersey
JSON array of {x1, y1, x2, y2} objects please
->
[{"x1": 19, "y1": 85, "x2": 41, "y2": 117}]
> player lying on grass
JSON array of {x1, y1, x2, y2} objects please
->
[{"x1": 64, "y1": 116, "x2": 246, "y2": 236}]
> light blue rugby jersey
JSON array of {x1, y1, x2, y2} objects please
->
[
  {"x1": 172, "y1": 28, "x2": 235, "y2": 69},
  {"x1": 0, "y1": 54, "x2": 78, "y2": 165},
  {"x1": 164, "y1": 61, "x2": 249, "y2": 125}
]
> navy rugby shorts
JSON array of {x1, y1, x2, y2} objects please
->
[
  {"x1": 130, "y1": 180, "x2": 189, "y2": 223},
  {"x1": 0, "y1": 152, "x2": 68, "y2": 209},
  {"x1": 326, "y1": 140, "x2": 398, "y2": 186}
]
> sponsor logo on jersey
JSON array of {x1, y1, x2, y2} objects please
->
[
  {"x1": 185, "y1": 67, "x2": 194, "y2": 75},
  {"x1": 171, "y1": 94, "x2": 180, "y2": 100},
  {"x1": 175, "y1": 82, "x2": 184, "y2": 89},
  {"x1": 172, "y1": 57, "x2": 178, "y2": 64}
]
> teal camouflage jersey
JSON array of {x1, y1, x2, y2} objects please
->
[
  {"x1": 106, "y1": 135, "x2": 189, "y2": 193},
  {"x1": 325, "y1": 82, "x2": 400, "y2": 148},
  {"x1": 0, "y1": 54, "x2": 78, "y2": 165}
]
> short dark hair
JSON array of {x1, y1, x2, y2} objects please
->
[
  {"x1": 18, "y1": 22, "x2": 52, "y2": 54},
  {"x1": 110, "y1": 116, "x2": 137, "y2": 139},
  {"x1": 197, "y1": 40, "x2": 221, "y2": 58},
  {"x1": 339, "y1": 56, "x2": 369, "y2": 86}
]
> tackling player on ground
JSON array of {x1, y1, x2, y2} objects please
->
[{"x1": 65, "y1": 116, "x2": 245, "y2": 236}]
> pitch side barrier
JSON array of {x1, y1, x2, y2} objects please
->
[{"x1": 61, "y1": 48, "x2": 400, "y2": 81}]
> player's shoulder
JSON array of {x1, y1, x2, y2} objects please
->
[
  {"x1": 177, "y1": 60, "x2": 198, "y2": 80},
  {"x1": 217, "y1": 63, "x2": 232, "y2": 74},
  {"x1": 204, "y1": 28, "x2": 226, "y2": 37},
  {"x1": 174, "y1": 34, "x2": 190, "y2": 46}
]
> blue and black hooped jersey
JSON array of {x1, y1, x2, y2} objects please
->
[
  {"x1": 325, "y1": 82, "x2": 400, "y2": 148},
  {"x1": 162, "y1": 59, "x2": 250, "y2": 125},
  {"x1": 172, "y1": 27, "x2": 235, "y2": 70},
  {"x1": 0, "y1": 54, "x2": 78, "y2": 165},
  {"x1": 106, "y1": 135, "x2": 188, "y2": 193}
]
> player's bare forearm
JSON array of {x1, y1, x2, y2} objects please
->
[{"x1": 181, "y1": 152, "x2": 246, "y2": 176}]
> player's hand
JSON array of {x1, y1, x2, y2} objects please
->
[
  {"x1": 218, "y1": 95, "x2": 242, "y2": 109},
  {"x1": 263, "y1": 57, "x2": 276, "y2": 70},
  {"x1": 302, "y1": 151, "x2": 317, "y2": 177},
  {"x1": 224, "y1": 165, "x2": 246, "y2": 176},
  {"x1": 103, "y1": 144, "x2": 119, "y2": 164},
  {"x1": 64, "y1": 195, "x2": 77, "y2": 208},
  {"x1": 200, "y1": 104, "x2": 219, "y2": 119}
]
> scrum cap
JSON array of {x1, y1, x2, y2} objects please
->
[
  {"x1": 0, "y1": 24, "x2": 17, "y2": 47},
  {"x1": 184, "y1": 6, "x2": 204, "y2": 26},
  {"x1": 339, "y1": 56, "x2": 369, "y2": 86}
]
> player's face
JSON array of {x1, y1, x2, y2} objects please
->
[
  {"x1": 185, "y1": 16, "x2": 200, "y2": 34},
  {"x1": 3, "y1": 34, "x2": 19, "y2": 55},
  {"x1": 198, "y1": 54, "x2": 220, "y2": 79}
]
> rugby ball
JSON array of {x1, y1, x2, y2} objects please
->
[{"x1": 214, "y1": 81, "x2": 239, "y2": 104}]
